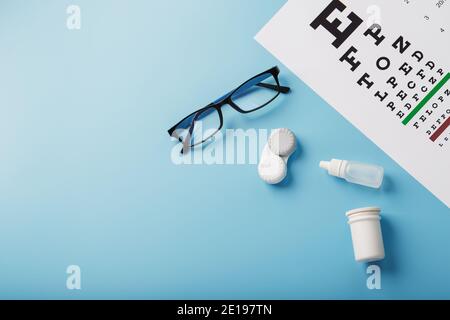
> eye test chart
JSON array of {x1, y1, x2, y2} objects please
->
[{"x1": 256, "y1": 0, "x2": 450, "y2": 208}]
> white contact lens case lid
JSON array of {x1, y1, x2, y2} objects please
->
[
  {"x1": 258, "y1": 129, "x2": 296, "y2": 185},
  {"x1": 268, "y1": 128, "x2": 297, "y2": 157}
]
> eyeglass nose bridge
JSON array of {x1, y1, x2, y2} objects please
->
[{"x1": 213, "y1": 93, "x2": 248, "y2": 114}]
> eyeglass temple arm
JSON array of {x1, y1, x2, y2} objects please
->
[
  {"x1": 256, "y1": 83, "x2": 290, "y2": 94},
  {"x1": 211, "y1": 83, "x2": 290, "y2": 105}
]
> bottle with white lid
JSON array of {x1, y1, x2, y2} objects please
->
[
  {"x1": 319, "y1": 159, "x2": 384, "y2": 189},
  {"x1": 346, "y1": 207, "x2": 385, "y2": 263}
]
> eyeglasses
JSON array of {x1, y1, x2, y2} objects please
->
[{"x1": 168, "y1": 66, "x2": 290, "y2": 153}]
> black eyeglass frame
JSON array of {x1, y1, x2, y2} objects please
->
[{"x1": 168, "y1": 66, "x2": 290, "y2": 149}]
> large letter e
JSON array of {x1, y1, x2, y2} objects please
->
[{"x1": 310, "y1": 0, "x2": 363, "y2": 49}]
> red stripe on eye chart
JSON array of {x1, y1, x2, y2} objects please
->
[{"x1": 430, "y1": 117, "x2": 450, "y2": 142}]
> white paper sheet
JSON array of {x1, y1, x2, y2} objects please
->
[{"x1": 256, "y1": 0, "x2": 450, "y2": 208}]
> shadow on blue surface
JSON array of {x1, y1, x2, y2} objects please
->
[{"x1": 378, "y1": 216, "x2": 399, "y2": 275}]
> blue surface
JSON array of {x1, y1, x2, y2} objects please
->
[{"x1": 0, "y1": 0, "x2": 449, "y2": 299}]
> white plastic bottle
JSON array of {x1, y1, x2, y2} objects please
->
[
  {"x1": 346, "y1": 207, "x2": 385, "y2": 262},
  {"x1": 319, "y1": 159, "x2": 384, "y2": 189}
]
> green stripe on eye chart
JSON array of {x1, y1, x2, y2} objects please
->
[{"x1": 403, "y1": 72, "x2": 450, "y2": 125}]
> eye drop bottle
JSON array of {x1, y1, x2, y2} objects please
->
[{"x1": 319, "y1": 159, "x2": 384, "y2": 189}]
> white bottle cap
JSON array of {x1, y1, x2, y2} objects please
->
[{"x1": 319, "y1": 159, "x2": 347, "y2": 178}]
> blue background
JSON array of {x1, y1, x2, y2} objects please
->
[{"x1": 0, "y1": 0, "x2": 449, "y2": 299}]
